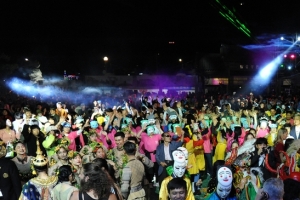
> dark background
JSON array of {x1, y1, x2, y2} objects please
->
[{"x1": 1, "y1": 0, "x2": 300, "y2": 76}]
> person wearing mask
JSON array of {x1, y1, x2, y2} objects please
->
[{"x1": 156, "y1": 131, "x2": 184, "y2": 187}]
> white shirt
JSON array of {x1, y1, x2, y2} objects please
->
[
  {"x1": 296, "y1": 126, "x2": 300, "y2": 139},
  {"x1": 164, "y1": 144, "x2": 172, "y2": 161}
]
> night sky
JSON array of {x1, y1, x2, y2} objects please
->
[{"x1": 1, "y1": 0, "x2": 300, "y2": 76}]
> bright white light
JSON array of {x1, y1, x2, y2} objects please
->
[
  {"x1": 179, "y1": 58, "x2": 182, "y2": 62},
  {"x1": 298, "y1": 37, "x2": 300, "y2": 41},
  {"x1": 139, "y1": 73, "x2": 143, "y2": 75},
  {"x1": 128, "y1": 74, "x2": 130, "y2": 76},
  {"x1": 281, "y1": 37, "x2": 284, "y2": 40},
  {"x1": 103, "y1": 56, "x2": 108, "y2": 61},
  {"x1": 25, "y1": 58, "x2": 29, "y2": 61},
  {"x1": 288, "y1": 66, "x2": 292, "y2": 70}
]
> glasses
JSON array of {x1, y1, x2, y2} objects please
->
[{"x1": 164, "y1": 135, "x2": 171, "y2": 138}]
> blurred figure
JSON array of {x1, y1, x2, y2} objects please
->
[
  {"x1": 0, "y1": 141, "x2": 22, "y2": 200},
  {"x1": 51, "y1": 165, "x2": 78, "y2": 200},
  {"x1": 255, "y1": 178, "x2": 284, "y2": 200},
  {"x1": 70, "y1": 162, "x2": 117, "y2": 200}
]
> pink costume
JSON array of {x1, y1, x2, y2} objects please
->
[
  {"x1": 140, "y1": 132, "x2": 161, "y2": 162},
  {"x1": 202, "y1": 128, "x2": 212, "y2": 154},
  {"x1": 92, "y1": 127, "x2": 114, "y2": 149},
  {"x1": 58, "y1": 130, "x2": 85, "y2": 151},
  {"x1": 107, "y1": 128, "x2": 117, "y2": 149},
  {"x1": 256, "y1": 128, "x2": 269, "y2": 138},
  {"x1": 226, "y1": 128, "x2": 246, "y2": 152}
]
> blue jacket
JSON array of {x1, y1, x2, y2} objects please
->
[
  {"x1": 289, "y1": 126, "x2": 299, "y2": 139},
  {"x1": 155, "y1": 141, "x2": 183, "y2": 176}
]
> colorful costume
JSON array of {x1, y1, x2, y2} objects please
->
[{"x1": 159, "y1": 147, "x2": 195, "y2": 200}]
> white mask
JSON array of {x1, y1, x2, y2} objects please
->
[
  {"x1": 173, "y1": 162, "x2": 186, "y2": 178},
  {"x1": 217, "y1": 167, "x2": 233, "y2": 187},
  {"x1": 216, "y1": 184, "x2": 232, "y2": 199},
  {"x1": 6, "y1": 119, "x2": 12, "y2": 127}
]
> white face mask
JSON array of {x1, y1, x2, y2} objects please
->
[
  {"x1": 260, "y1": 121, "x2": 267, "y2": 128},
  {"x1": 216, "y1": 184, "x2": 232, "y2": 199},
  {"x1": 217, "y1": 167, "x2": 233, "y2": 187},
  {"x1": 173, "y1": 162, "x2": 186, "y2": 178},
  {"x1": 6, "y1": 119, "x2": 12, "y2": 127}
]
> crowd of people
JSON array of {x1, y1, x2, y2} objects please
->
[{"x1": 0, "y1": 88, "x2": 300, "y2": 200}]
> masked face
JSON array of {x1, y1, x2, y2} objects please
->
[
  {"x1": 217, "y1": 167, "x2": 233, "y2": 187},
  {"x1": 6, "y1": 119, "x2": 12, "y2": 127},
  {"x1": 216, "y1": 184, "x2": 232, "y2": 199},
  {"x1": 173, "y1": 162, "x2": 186, "y2": 178},
  {"x1": 260, "y1": 121, "x2": 267, "y2": 128}
]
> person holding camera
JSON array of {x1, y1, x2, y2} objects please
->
[{"x1": 250, "y1": 138, "x2": 275, "y2": 181}]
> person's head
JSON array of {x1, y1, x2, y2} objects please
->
[
  {"x1": 90, "y1": 121, "x2": 98, "y2": 129},
  {"x1": 277, "y1": 128, "x2": 288, "y2": 141},
  {"x1": 123, "y1": 141, "x2": 136, "y2": 156},
  {"x1": 259, "y1": 118, "x2": 268, "y2": 129},
  {"x1": 6, "y1": 119, "x2": 12, "y2": 127},
  {"x1": 114, "y1": 132, "x2": 125, "y2": 149},
  {"x1": 24, "y1": 108, "x2": 32, "y2": 119},
  {"x1": 172, "y1": 149, "x2": 187, "y2": 178},
  {"x1": 167, "y1": 178, "x2": 187, "y2": 200},
  {"x1": 284, "y1": 123, "x2": 291, "y2": 134},
  {"x1": 270, "y1": 107, "x2": 277, "y2": 117},
  {"x1": 146, "y1": 125, "x2": 155, "y2": 136},
  {"x1": 2, "y1": 109, "x2": 8, "y2": 116},
  {"x1": 79, "y1": 162, "x2": 113, "y2": 198},
  {"x1": 163, "y1": 132, "x2": 172, "y2": 143},
  {"x1": 294, "y1": 114, "x2": 300, "y2": 126},
  {"x1": 68, "y1": 151, "x2": 82, "y2": 167},
  {"x1": 56, "y1": 146, "x2": 68, "y2": 160},
  {"x1": 127, "y1": 136, "x2": 138, "y2": 145},
  {"x1": 57, "y1": 165, "x2": 74, "y2": 183},
  {"x1": 92, "y1": 158, "x2": 116, "y2": 182},
  {"x1": 284, "y1": 138, "x2": 294, "y2": 151},
  {"x1": 56, "y1": 102, "x2": 62, "y2": 109},
  {"x1": 48, "y1": 116, "x2": 55, "y2": 125},
  {"x1": 93, "y1": 146, "x2": 107, "y2": 159},
  {"x1": 61, "y1": 122, "x2": 71, "y2": 134},
  {"x1": 249, "y1": 128, "x2": 256, "y2": 137},
  {"x1": 30, "y1": 125, "x2": 40, "y2": 136},
  {"x1": 286, "y1": 110, "x2": 293, "y2": 120},
  {"x1": 258, "y1": 178, "x2": 284, "y2": 200},
  {"x1": 49, "y1": 107, "x2": 56, "y2": 115},
  {"x1": 231, "y1": 141, "x2": 239, "y2": 149},
  {"x1": 217, "y1": 166, "x2": 233, "y2": 199},
  {"x1": 14, "y1": 141, "x2": 26, "y2": 156},
  {"x1": 283, "y1": 178, "x2": 300, "y2": 200},
  {"x1": 245, "y1": 133, "x2": 255, "y2": 141},
  {"x1": 255, "y1": 137, "x2": 268, "y2": 151}
]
